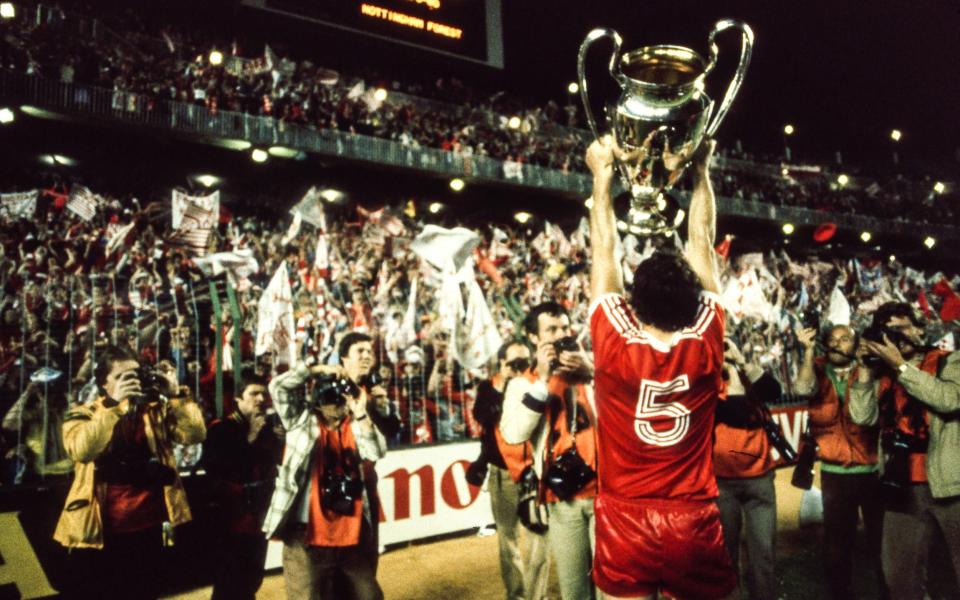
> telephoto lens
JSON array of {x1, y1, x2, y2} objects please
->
[{"x1": 791, "y1": 431, "x2": 818, "y2": 490}]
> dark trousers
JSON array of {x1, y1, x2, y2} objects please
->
[
  {"x1": 211, "y1": 531, "x2": 269, "y2": 600},
  {"x1": 821, "y1": 470, "x2": 885, "y2": 600},
  {"x1": 64, "y1": 525, "x2": 164, "y2": 600},
  {"x1": 716, "y1": 472, "x2": 777, "y2": 600}
]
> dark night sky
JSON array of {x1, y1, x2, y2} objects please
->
[{"x1": 499, "y1": 0, "x2": 960, "y2": 172}]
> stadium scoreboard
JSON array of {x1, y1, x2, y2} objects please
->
[{"x1": 242, "y1": 0, "x2": 503, "y2": 68}]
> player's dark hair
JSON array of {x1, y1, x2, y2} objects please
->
[{"x1": 629, "y1": 250, "x2": 703, "y2": 332}]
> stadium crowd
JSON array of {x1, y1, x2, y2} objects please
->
[
  {"x1": 1, "y1": 172, "x2": 958, "y2": 485},
  {"x1": 1, "y1": 2, "x2": 957, "y2": 225}
]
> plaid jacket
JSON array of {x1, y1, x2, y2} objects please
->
[{"x1": 262, "y1": 363, "x2": 387, "y2": 539}]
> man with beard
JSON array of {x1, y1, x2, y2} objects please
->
[
  {"x1": 795, "y1": 324, "x2": 883, "y2": 599},
  {"x1": 850, "y1": 302, "x2": 960, "y2": 599}
]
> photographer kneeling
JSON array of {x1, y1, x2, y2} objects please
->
[
  {"x1": 849, "y1": 302, "x2": 960, "y2": 599},
  {"x1": 264, "y1": 357, "x2": 387, "y2": 600},
  {"x1": 54, "y1": 345, "x2": 206, "y2": 600}
]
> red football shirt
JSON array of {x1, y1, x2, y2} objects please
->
[{"x1": 590, "y1": 292, "x2": 725, "y2": 502}]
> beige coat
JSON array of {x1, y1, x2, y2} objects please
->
[{"x1": 53, "y1": 390, "x2": 206, "y2": 549}]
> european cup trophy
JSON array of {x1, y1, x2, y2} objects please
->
[{"x1": 578, "y1": 20, "x2": 754, "y2": 235}]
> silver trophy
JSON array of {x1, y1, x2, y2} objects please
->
[{"x1": 578, "y1": 20, "x2": 754, "y2": 235}]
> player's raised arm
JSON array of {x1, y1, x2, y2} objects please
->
[
  {"x1": 685, "y1": 140, "x2": 720, "y2": 295},
  {"x1": 587, "y1": 136, "x2": 625, "y2": 301}
]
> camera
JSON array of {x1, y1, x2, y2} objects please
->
[
  {"x1": 321, "y1": 471, "x2": 364, "y2": 516},
  {"x1": 549, "y1": 336, "x2": 580, "y2": 372},
  {"x1": 762, "y1": 419, "x2": 798, "y2": 463},
  {"x1": 880, "y1": 430, "x2": 926, "y2": 489},
  {"x1": 360, "y1": 371, "x2": 383, "y2": 388},
  {"x1": 312, "y1": 375, "x2": 360, "y2": 408},
  {"x1": 543, "y1": 447, "x2": 596, "y2": 501},
  {"x1": 465, "y1": 455, "x2": 488, "y2": 487},
  {"x1": 860, "y1": 325, "x2": 914, "y2": 369},
  {"x1": 134, "y1": 366, "x2": 165, "y2": 404},
  {"x1": 790, "y1": 431, "x2": 819, "y2": 490}
]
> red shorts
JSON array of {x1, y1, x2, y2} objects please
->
[{"x1": 593, "y1": 494, "x2": 737, "y2": 599}]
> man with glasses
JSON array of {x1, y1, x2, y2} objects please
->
[
  {"x1": 850, "y1": 302, "x2": 960, "y2": 599},
  {"x1": 474, "y1": 341, "x2": 550, "y2": 600},
  {"x1": 795, "y1": 324, "x2": 883, "y2": 599}
]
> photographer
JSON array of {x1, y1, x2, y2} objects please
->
[
  {"x1": 501, "y1": 302, "x2": 597, "y2": 600},
  {"x1": 473, "y1": 341, "x2": 549, "y2": 600},
  {"x1": 263, "y1": 356, "x2": 387, "y2": 600},
  {"x1": 338, "y1": 331, "x2": 400, "y2": 573},
  {"x1": 202, "y1": 369, "x2": 283, "y2": 600},
  {"x1": 53, "y1": 345, "x2": 206, "y2": 600},
  {"x1": 794, "y1": 324, "x2": 883, "y2": 600},
  {"x1": 713, "y1": 338, "x2": 783, "y2": 600},
  {"x1": 849, "y1": 302, "x2": 960, "y2": 599}
]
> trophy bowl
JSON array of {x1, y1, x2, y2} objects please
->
[{"x1": 578, "y1": 20, "x2": 754, "y2": 235}]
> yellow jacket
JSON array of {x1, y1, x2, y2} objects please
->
[{"x1": 53, "y1": 389, "x2": 206, "y2": 549}]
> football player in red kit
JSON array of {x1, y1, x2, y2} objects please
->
[{"x1": 586, "y1": 135, "x2": 736, "y2": 600}]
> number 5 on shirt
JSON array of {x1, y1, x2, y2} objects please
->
[{"x1": 635, "y1": 376, "x2": 691, "y2": 447}]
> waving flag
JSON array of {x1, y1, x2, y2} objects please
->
[
  {"x1": 168, "y1": 202, "x2": 215, "y2": 256},
  {"x1": 67, "y1": 185, "x2": 102, "y2": 221},
  {"x1": 291, "y1": 187, "x2": 327, "y2": 230},
  {"x1": 255, "y1": 263, "x2": 296, "y2": 366},
  {"x1": 172, "y1": 189, "x2": 219, "y2": 230}
]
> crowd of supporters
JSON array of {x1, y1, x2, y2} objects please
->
[
  {"x1": 1, "y1": 2, "x2": 957, "y2": 225},
  {"x1": 1, "y1": 166, "x2": 958, "y2": 486}
]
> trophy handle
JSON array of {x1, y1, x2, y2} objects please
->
[
  {"x1": 704, "y1": 19, "x2": 754, "y2": 138},
  {"x1": 577, "y1": 28, "x2": 625, "y2": 142}
]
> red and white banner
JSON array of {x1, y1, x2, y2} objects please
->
[
  {"x1": 375, "y1": 441, "x2": 492, "y2": 545},
  {"x1": 168, "y1": 202, "x2": 216, "y2": 256},
  {"x1": 66, "y1": 185, "x2": 102, "y2": 221},
  {"x1": 171, "y1": 189, "x2": 219, "y2": 230}
]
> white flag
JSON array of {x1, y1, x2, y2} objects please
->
[
  {"x1": 410, "y1": 225, "x2": 480, "y2": 272},
  {"x1": 457, "y1": 263, "x2": 503, "y2": 370},
  {"x1": 824, "y1": 285, "x2": 851, "y2": 326},
  {"x1": 281, "y1": 211, "x2": 303, "y2": 246},
  {"x1": 314, "y1": 233, "x2": 329, "y2": 275},
  {"x1": 255, "y1": 263, "x2": 296, "y2": 365},
  {"x1": 721, "y1": 267, "x2": 772, "y2": 323},
  {"x1": 192, "y1": 248, "x2": 260, "y2": 287},
  {"x1": 291, "y1": 187, "x2": 327, "y2": 230}
]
